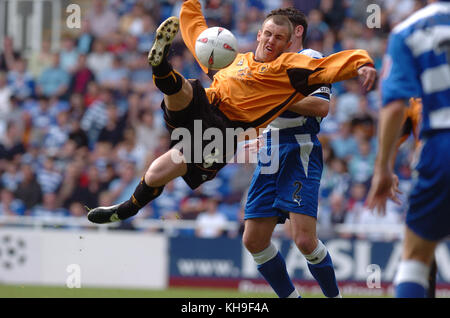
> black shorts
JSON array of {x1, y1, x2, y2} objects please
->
[{"x1": 161, "y1": 79, "x2": 237, "y2": 189}]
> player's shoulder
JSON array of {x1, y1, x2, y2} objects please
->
[
  {"x1": 392, "y1": 2, "x2": 450, "y2": 35},
  {"x1": 298, "y1": 48, "x2": 324, "y2": 59}
]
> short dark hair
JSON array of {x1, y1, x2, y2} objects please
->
[
  {"x1": 263, "y1": 14, "x2": 293, "y2": 40},
  {"x1": 267, "y1": 7, "x2": 308, "y2": 46}
]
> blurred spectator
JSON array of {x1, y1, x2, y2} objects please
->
[
  {"x1": 115, "y1": 127, "x2": 148, "y2": 170},
  {"x1": 87, "y1": 0, "x2": 120, "y2": 38},
  {"x1": 69, "y1": 201, "x2": 87, "y2": 218},
  {"x1": 307, "y1": 9, "x2": 330, "y2": 40},
  {"x1": 97, "y1": 103, "x2": 127, "y2": 146},
  {"x1": 108, "y1": 160, "x2": 140, "y2": 204},
  {"x1": 1, "y1": 36, "x2": 20, "y2": 72},
  {"x1": 7, "y1": 57, "x2": 34, "y2": 101},
  {"x1": 26, "y1": 96, "x2": 56, "y2": 147},
  {"x1": 348, "y1": 138, "x2": 376, "y2": 183},
  {"x1": 335, "y1": 79, "x2": 361, "y2": 124},
  {"x1": 233, "y1": 18, "x2": 257, "y2": 53},
  {"x1": 195, "y1": 197, "x2": 228, "y2": 238},
  {"x1": 137, "y1": 14, "x2": 156, "y2": 53},
  {"x1": 80, "y1": 87, "x2": 112, "y2": 147},
  {"x1": 36, "y1": 156, "x2": 63, "y2": 194},
  {"x1": 0, "y1": 72, "x2": 12, "y2": 135},
  {"x1": 68, "y1": 119, "x2": 89, "y2": 150},
  {"x1": 76, "y1": 19, "x2": 95, "y2": 54},
  {"x1": 69, "y1": 54, "x2": 96, "y2": 95},
  {"x1": 14, "y1": 163, "x2": 43, "y2": 212},
  {"x1": 330, "y1": 121, "x2": 359, "y2": 160},
  {"x1": 329, "y1": 191, "x2": 347, "y2": 226},
  {"x1": 129, "y1": 53, "x2": 153, "y2": 94},
  {"x1": 28, "y1": 40, "x2": 54, "y2": 79},
  {"x1": 321, "y1": 156, "x2": 351, "y2": 199},
  {"x1": 60, "y1": 37, "x2": 80, "y2": 74},
  {"x1": 351, "y1": 115, "x2": 376, "y2": 145},
  {"x1": 36, "y1": 53, "x2": 70, "y2": 98},
  {"x1": 292, "y1": 0, "x2": 320, "y2": 15},
  {"x1": 0, "y1": 188, "x2": 25, "y2": 216},
  {"x1": 119, "y1": 1, "x2": 147, "y2": 36},
  {"x1": 100, "y1": 162, "x2": 118, "y2": 188},
  {"x1": 179, "y1": 187, "x2": 209, "y2": 220},
  {"x1": 135, "y1": 108, "x2": 165, "y2": 154},
  {"x1": 320, "y1": 0, "x2": 348, "y2": 30},
  {"x1": 107, "y1": 31, "x2": 128, "y2": 55},
  {"x1": 56, "y1": 160, "x2": 83, "y2": 208},
  {"x1": 84, "y1": 81, "x2": 101, "y2": 107},
  {"x1": 66, "y1": 164, "x2": 107, "y2": 210},
  {"x1": 0, "y1": 121, "x2": 26, "y2": 162},
  {"x1": 151, "y1": 180, "x2": 184, "y2": 220},
  {"x1": 86, "y1": 39, "x2": 114, "y2": 78},
  {"x1": 30, "y1": 192, "x2": 68, "y2": 219},
  {"x1": 320, "y1": 96, "x2": 340, "y2": 135},
  {"x1": 179, "y1": 49, "x2": 203, "y2": 79},
  {"x1": 98, "y1": 190, "x2": 114, "y2": 208},
  {"x1": 343, "y1": 182, "x2": 368, "y2": 231},
  {"x1": 1, "y1": 161, "x2": 22, "y2": 191},
  {"x1": 97, "y1": 55, "x2": 129, "y2": 90},
  {"x1": 122, "y1": 35, "x2": 142, "y2": 69}
]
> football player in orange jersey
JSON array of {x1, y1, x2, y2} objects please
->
[{"x1": 86, "y1": 10, "x2": 376, "y2": 225}]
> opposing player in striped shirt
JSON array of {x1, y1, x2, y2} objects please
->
[{"x1": 367, "y1": 0, "x2": 450, "y2": 298}]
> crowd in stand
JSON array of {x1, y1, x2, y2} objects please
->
[{"x1": 0, "y1": 0, "x2": 425, "y2": 239}]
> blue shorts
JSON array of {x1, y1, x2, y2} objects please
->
[
  {"x1": 245, "y1": 131, "x2": 323, "y2": 224},
  {"x1": 406, "y1": 131, "x2": 450, "y2": 241}
]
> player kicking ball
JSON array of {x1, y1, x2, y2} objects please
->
[{"x1": 86, "y1": 13, "x2": 375, "y2": 238}]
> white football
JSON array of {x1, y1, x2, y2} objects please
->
[{"x1": 195, "y1": 27, "x2": 238, "y2": 70}]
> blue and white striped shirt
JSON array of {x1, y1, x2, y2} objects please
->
[{"x1": 381, "y1": 1, "x2": 450, "y2": 136}]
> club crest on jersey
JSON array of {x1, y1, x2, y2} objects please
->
[
  {"x1": 237, "y1": 58, "x2": 244, "y2": 66},
  {"x1": 237, "y1": 67, "x2": 253, "y2": 79},
  {"x1": 259, "y1": 64, "x2": 269, "y2": 74}
]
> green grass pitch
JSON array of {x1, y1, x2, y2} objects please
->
[
  {"x1": 0, "y1": 284, "x2": 330, "y2": 298},
  {"x1": 0, "y1": 284, "x2": 279, "y2": 298}
]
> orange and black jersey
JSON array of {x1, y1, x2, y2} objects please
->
[{"x1": 180, "y1": 0, "x2": 374, "y2": 129}]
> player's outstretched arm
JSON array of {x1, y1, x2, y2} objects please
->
[
  {"x1": 180, "y1": 0, "x2": 210, "y2": 74},
  {"x1": 287, "y1": 96, "x2": 329, "y2": 117},
  {"x1": 307, "y1": 49, "x2": 375, "y2": 85},
  {"x1": 366, "y1": 99, "x2": 406, "y2": 215}
]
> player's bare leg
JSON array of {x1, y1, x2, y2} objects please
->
[
  {"x1": 394, "y1": 226, "x2": 439, "y2": 297},
  {"x1": 289, "y1": 213, "x2": 318, "y2": 254},
  {"x1": 401, "y1": 227, "x2": 438, "y2": 265},
  {"x1": 242, "y1": 217, "x2": 279, "y2": 254},
  {"x1": 243, "y1": 217, "x2": 299, "y2": 298},
  {"x1": 290, "y1": 213, "x2": 340, "y2": 297}
]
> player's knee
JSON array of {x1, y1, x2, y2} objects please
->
[
  {"x1": 144, "y1": 168, "x2": 164, "y2": 187},
  {"x1": 144, "y1": 150, "x2": 187, "y2": 187},
  {"x1": 243, "y1": 235, "x2": 267, "y2": 254},
  {"x1": 294, "y1": 235, "x2": 317, "y2": 255},
  {"x1": 144, "y1": 160, "x2": 173, "y2": 187}
]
